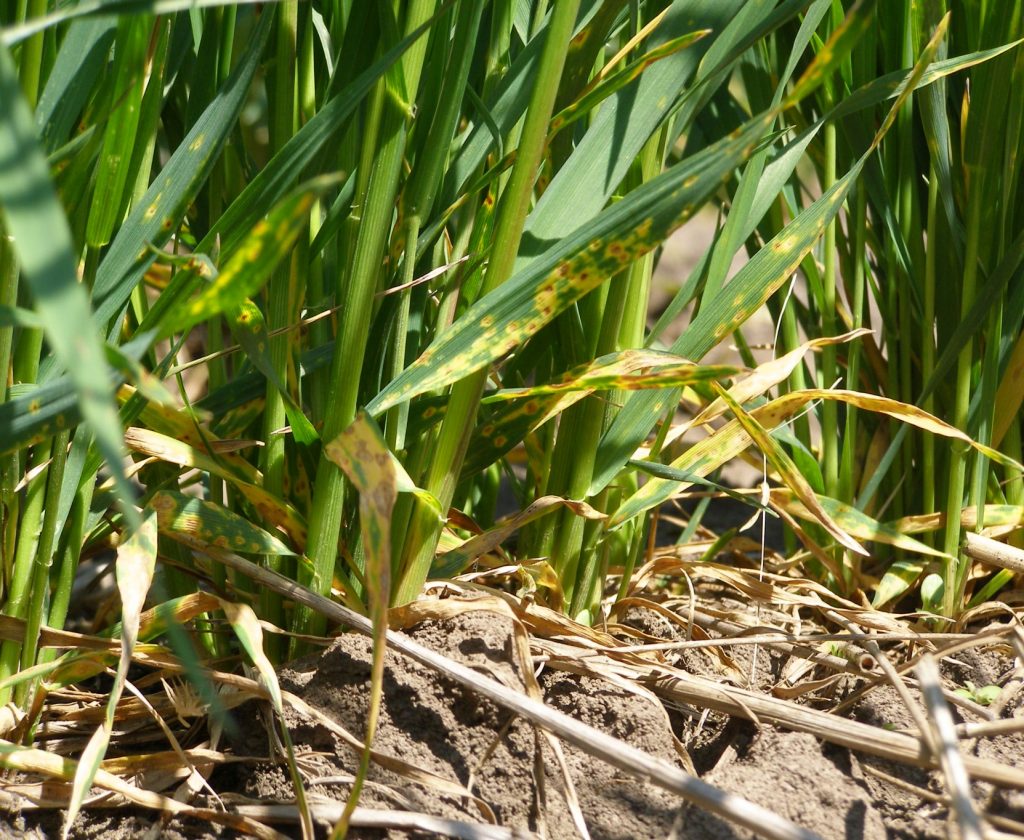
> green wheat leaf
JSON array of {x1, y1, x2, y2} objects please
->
[{"x1": 0, "y1": 40, "x2": 137, "y2": 523}]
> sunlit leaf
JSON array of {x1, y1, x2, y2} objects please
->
[
  {"x1": 227, "y1": 299, "x2": 319, "y2": 447},
  {"x1": 481, "y1": 350, "x2": 739, "y2": 402},
  {"x1": 161, "y1": 179, "x2": 333, "y2": 337},
  {"x1": 711, "y1": 383, "x2": 867, "y2": 556},
  {"x1": 124, "y1": 427, "x2": 307, "y2": 548},
  {"x1": 770, "y1": 490, "x2": 948, "y2": 558},
  {"x1": 151, "y1": 490, "x2": 296, "y2": 555},
  {"x1": 873, "y1": 560, "x2": 928, "y2": 608},
  {"x1": 91, "y1": 9, "x2": 274, "y2": 328},
  {"x1": 434, "y1": 496, "x2": 606, "y2": 578},
  {"x1": 369, "y1": 111, "x2": 776, "y2": 416},
  {"x1": 611, "y1": 385, "x2": 1013, "y2": 529}
]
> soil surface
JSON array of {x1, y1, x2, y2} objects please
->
[{"x1": 6, "y1": 602, "x2": 1021, "y2": 840}]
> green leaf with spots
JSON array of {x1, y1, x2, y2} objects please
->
[
  {"x1": 481, "y1": 350, "x2": 739, "y2": 402},
  {"x1": 85, "y1": 13, "x2": 151, "y2": 250},
  {"x1": 151, "y1": 489, "x2": 296, "y2": 555},
  {"x1": 161, "y1": 177, "x2": 333, "y2": 338},
  {"x1": 457, "y1": 351, "x2": 738, "y2": 479},
  {"x1": 367, "y1": 111, "x2": 775, "y2": 416},
  {"x1": 782, "y1": 0, "x2": 875, "y2": 106},
  {"x1": 460, "y1": 395, "x2": 560, "y2": 479},
  {"x1": 131, "y1": 8, "x2": 445, "y2": 340},
  {"x1": 0, "y1": 328, "x2": 181, "y2": 456},
  {"x1": 547, "y1": 29, "x2": 712, "y2": 141},
  {"x1": 510, "y1": 0, "x2": 759, "y2": 276},
  {"x1": 609, "y1": 385, "x2": 1021, "y2": 530},
  {"x1": 770, "y1": 490, "x2": 949, "y2": 559},
  {"x1": 369, "y1": 1, "x2": 916, "y2": 420},
  {"x1": 591, "y1": 170, "x2": 872, "y2": 495},
  {"x1": 590, "y1": 17, "x2": 952, "y2": 497},
  {"x1": 873, "y1": 560, "x2": 928, "y2": 608},
  {"x1": 90, "y1": 9, "x2": 273, "y2": 329},
  {"x1": 324, "y1": 412, "x2": 397, "y2": 607},
  {"x1": 123, "y1": 427, "x2": 307, "y2": 549}
]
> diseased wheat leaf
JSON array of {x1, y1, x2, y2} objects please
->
[
  {"x1": 151, "y1": 490, "x2": 296, "y2": 555},
  {"x1": 610, "y1": 385, "x2": 1020, "y2": 529},
  {"x1": 90, "y1": 9, "x2": 274, "y2": 329},
  {"x1": 323, "y1": 411, "x2": 398, "y2": 823},
  {"x1": 591, "y1": 18, "x2": 952, "y2": 496},
  {"x1": 369, "y1": 111, "x2": 775, "y2": 416}
]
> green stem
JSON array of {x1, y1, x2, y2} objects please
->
[
  {"x1": 0, "y1": 235, "x2": 17, "y2": 590},
  {"x1": 44, "y1": 471, "x2": 98, "y2": 663},
  {"x1": 294, "y1": 1, "x2": 438, "y2": 644},
  {"x1": 895, "y1": 6, "x2": 916, "y2": 517},
  {"x1": 839, "y1": 187, "x2": 867, "y2": 495},
  {"x1": 558, "y1": 133, "x2": 662, "y2": 621},
  {"x1": 16, "y1": 429, "x2": 69, "y2": 703},
  {"x1": 1004, "y1": 422, "x2": 1024, "y2": 550},
  {"x1": 258, "y1": 1, "x2": 299, "y2": 662},
  {"x1": 17, "y1": 0, "x2": 47, "y2": 109},
  {"x1": 920, "y1": 169, "x2": 938, "y2": 544},
  {"x1": 0, "y1": 438, "x2": 52, "y2": 702},
  {"x1": 942, "y1": 176, "x2": 984, "y2": 616},
  {"x1": 385, "y1": 217, "x2": 419, "y2": 452},
  {"x1": 821, "y1": 122, "x2": 838, "y2": 499},
  {"x1": 393, "y1": 0, "x2": 582, "y2": 606}
]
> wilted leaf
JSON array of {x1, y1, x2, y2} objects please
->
[{"x1": 65, "y1": 510, "x2": 157, "y2": 837}]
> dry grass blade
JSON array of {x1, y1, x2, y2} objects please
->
[
  {"x1": 916, "y1": 654, "x2": 986, "y2": 840},
  {"x1": 233, "y1": 800, "x2": 518, "y2": 839},
  {"x1": 665, "y1": 330, "x2": 872, "y2": 447},
  {"x1": 859, "y1": 763, "x2": 1024, "y2": 838},
  {"x1": 220, "y1": 601, "x2": 313, "y2": 840},
  {"x1": 155, "y1": 661, "x2": 503, "y2": 823},
  {"x1": 63, "y1": 510, "x2": 157, "y2": 838},
  {"x1": 820, "y1": 609, "x2": 935, "y2": 745},
  {"x1": 0, "y1": 738, "x2": 286, "y2": 840},
  {"x1": 277, "y1": 686, "x2": 499, "y2": 823},
  {"x1": 525, "y1": 622, "x2": 1024, "y2": 790},
  {"x1": 988, "y1": 628, "x2": 1024, "y2": 719},
  {"x1": 964, "y1": 532, "x2": 1024, "y2": 573},
  {"x1": 610, "y1": 603, "x2": 876, "y2": 677},
  {"x1": 207, "y1": 548, "x2": 823, "y2": 840},
  {"x1": 438, "y1": 495, "x2": 605, "y2": 575}
]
